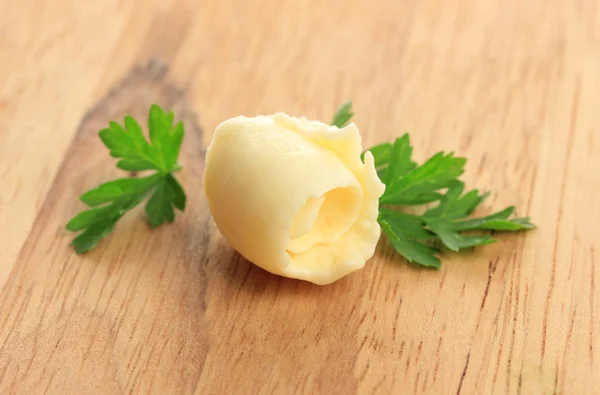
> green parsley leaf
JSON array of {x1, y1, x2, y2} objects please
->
[
  {"x1": 99, "y1": 104, "x2": 183, "y2": 174},
  {"x1": 66, "y1": 104, "x2": 186, "y2": 253},
  {"x1": 424, "y1": 219, "x2": 496, "y2": 251},
  {"x1": 418, "y1": 181, "x2": 534, "y2": 252},
  {"x1": 378, "y1": 211, "x2": 441, "y2": 268},
  {"x1": 361, "y1": 142, "x2": 392, "y2": 179},
  {"x1": 378, "y1": 208, "x2": 433, "y2": 240},
  {"x1": 146, "y1": 178, "x2": 176, "y2": 228},
  {"x1": 422, "y1": 180, "x2": 487, "y2": 220},
  {"x1": 377, "y1": 178, "x2": 534, "y2": 265},
  {"x1": 71, "y1": 218, "x2": 119, "y2": 254},
  {"x1": 382, "y1": 134, "x2": 417, "y2": 185},
  {"x1": 333, "y1": 99, "x2": 538, "y2": 268},
  {"x1": 361, "y1": 142, "x2": 392, "y2": 166},
  {"x1": 99, "y1": 118, "x2": 158, "y2": 172},
  {"x1": 379, "y1": 136, "x2": 466, "y2": 205},
  {"x1": 453, "y1": 207, "x2": 535, "y2": 231},
  {"x1": 79, "y1": 175, "x2": 163, "y2": 206},
  {"x1": 331, "y1": 100, "x2": 354, "y2": 128},
  {"x1": 166, "y1": 173, "x2": 187, "y2": 211}
]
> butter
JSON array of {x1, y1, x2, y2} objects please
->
[{"x1": 203, "y1": 113, "x2": 385, "y2": 285}]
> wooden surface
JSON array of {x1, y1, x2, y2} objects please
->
[{"x1": 0, "y1": 0, "x2": 598, "y2": 393}]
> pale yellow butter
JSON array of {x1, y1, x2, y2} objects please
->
[{"x1": 203, "y1": 113, "x2": 385, "y2": 285}]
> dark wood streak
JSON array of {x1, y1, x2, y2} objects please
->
[
  {"x1": 413, "y1": 371, "x2": 421, "y2": 395},
  {"x1": 553, "y1": 362, "x2": 559, "y2": 395},
  {"x1": 480, "y1": 258, "x2": 498, "y2": 311},
  {"x1": 433, "y1": 336, "x2": 443, "y2": 382},
  {"x1": 491, "y1": 272, "x2": 510, "y2": 390},
  {"x1": 421, "y1": 371, "x2": 429, "y2": 393},
  {"x1": 415, "y1": 340, "x2": 423, "y2": 363},
  {"x1": 0, "y1": 59, "x2": 210, "y2": 394},
  {"x1": 591, "y1": 247, "x2": 596, "y2": 364},
  {"x1": 560, "y1": 306, "x2": 578, "y2": 394},
  {"x1": 507, "y1": 252, "x2": 521, "y2": 392},
  {"x1": 455, "y1": 352, "x2": 471, "y2": 395}
]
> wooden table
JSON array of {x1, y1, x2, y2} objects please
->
[{"x1": 1, "y1": 0, "x2": 598, "y2": 393}]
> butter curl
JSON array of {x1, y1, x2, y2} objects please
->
[{"x1": 203, "y1": 113, "x2": 385, "y2": 285}]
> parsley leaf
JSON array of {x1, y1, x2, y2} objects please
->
[
  {"x1": 331, "y1": 100, "x2": 354, "y2": 128},
  {"x1": 146, "y1": 178, "x2": 175, "y2": 228},
  {"x1": 379, "y1": 213, "x2": 441, "y2": 268},
  {"x1": 361, "y1": 142, "x2": 392, "y2": 179},
  {"x1": 374, "y1": 136, "x2": 533, "y2": 266},
  {"x1": 79, "y1": 175, "x2": 163, "y2": 206},
  {"x1": 66, "y1": 104, "x2": 186, "y2": 253},
  {"x1": 380, "y1": 136, "x2": 466, "y2": 205},
  {"x1": 421, "y1": 181, "x2": 534, "y2": 251},
  {"x1": 99, "y1": 105, "x2": 183, "y2": 173},
  {"x1": 331, "y1": 101, "x2": 536, "y2": 268},
  {"x1": 378, "y1": 176, "x2": 534, "y2": 266},
  {"x1": 453, "y1": 207, "x2": 535, "y2": 231}
]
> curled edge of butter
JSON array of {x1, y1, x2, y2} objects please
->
[{"x1": 203, "y1": 113, "x2": 385, "y2": 285}]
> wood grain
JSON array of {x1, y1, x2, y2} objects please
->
[
  {"x1": 1, "y1": 0, "x2": 600, "y2": 393},
  {"x1": 0, "y1": 61, "x2": 211, "y2": 394}
]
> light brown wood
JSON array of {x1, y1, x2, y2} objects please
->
[{"x1": 0, "y1": 0, "x2": 598, "y2": 393}]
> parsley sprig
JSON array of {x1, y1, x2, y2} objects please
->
[
  {"x1": 66, "y1": 104, "x2": 186, "y2": 253},
  {"x1": 331, "y1": 100, "x2": 354, "y2": 128},
  {"x1": 332, "y1": 101, "x2": 534, "y2": 268}
]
